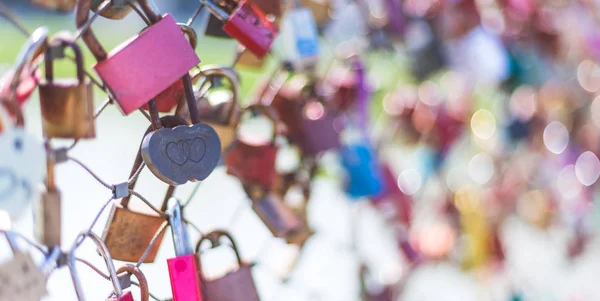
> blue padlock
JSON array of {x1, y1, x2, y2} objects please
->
[
  {"x1": 340, "y1": 138, "x2": 385, "y2": 199},
  {"x1": 289, "y1": 7, "x2": 320, "y2": 59}
]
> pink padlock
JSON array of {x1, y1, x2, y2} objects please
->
[
  {"x1": 166, "y1": 199, "x2": 203, "y2": 301},
  {"x1": 76, "y1": 0, "x2": 200, "y2": 115},
  {"x1": 203, "y1": 0, "x2": 278, "y2": 59}
]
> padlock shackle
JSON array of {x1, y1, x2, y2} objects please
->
[
  {"x1": 68, "y1": 231, "x2": 123, "y2": 301},
  {"x1": 76, "y1": 0, "x2": 162, "y2": 62},
  {"x1": 240, "y1": 104, "x2": 280, "y2": 144},
  {"x1": 200, "y1": 0, "x2": 237, "y2": 22},
  {"x1": 121, "y1": 115, "x2": 189, "y2": 210},
  {"x1": 44, "y1": 37, "x2": 86, "y2": 84},
  {"x1": 178, "y1": 23, "x2": 198, "y2": 50},
  {"x1": 195, "y1": 230, "x2": 243, "y2": 267},
  {"x1": 191, "y1": 65, "x2": 240, "y2": 125},
  {"x1": 117, "y1": 265, "x2": 150, "y2": 301},
  {"x1": 8, "y1": 26, "x2": 47, "y2": 99},
  {"x1": 168, "y1": 198, "x2": 192, "y2": 256},
  {"x1": 0, "y1": 97, "x2": 25, "y2": 126}
]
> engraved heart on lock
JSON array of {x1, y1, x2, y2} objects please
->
[{"x1": 142, "y1": 123, "x2": 221, "y2": 185}]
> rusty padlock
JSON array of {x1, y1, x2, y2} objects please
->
[
  {"x1": 225, "y1": 104, "x2": 279, "y2": 190},
  {"x1": 184, "y1": 65, "x2": 241, "y2": 153},
  {"x1": 68, "y1": 232, "x2": 124, "y2": 301},
  {"x1": 196, "y1": 230, "x2": 260, "y2": 301},
  {"x1": 76, "y1": 0, "x2": 200, "y2": 115},
  {"x1": 35, "y1": 150, "x2": 62, "y2": 248},
  {"x1": 39, "y1": 35, "x2": 94, "y2": 139},
  {"x1": 102, "y1": 116, "x2": 187, "y2": 262},
  {"x1": 90, "y1": 0, "x2": 133, "y2": 20},
  {"x1": 202, "y1": 0, "x2": 279, "y2": 58},
  {"x1": 245, "y1": 185, "x2": 311, "y2": 245}
]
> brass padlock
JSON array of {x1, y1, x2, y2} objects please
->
[
  {"x1": 102, "y1": 116, "x2": 188, "y2": 262},
  {"x1": 235, "y1": 48, "x2": 266, "y2": 70},
  {"x1": 179, "y1": 65, "x2": 241, "y2": 153},
  {"x1": 30, "y1": 0, "x2": 76, "y2": 12},
  {"x1": 36, "y1": 152, "x2": 61, "y2": 248},
  {"x1": 39, "y1": 35, "x2": 94, "y2": 139},
  {"x1": 196, "y1": 230, "x2": 260, "y2": 301}
]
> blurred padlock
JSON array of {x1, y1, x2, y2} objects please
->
[
  {"x1": 196, "y1": 230, "x2": 260, "y2": 301},
  {"x1": 39, "y1": 36, "x2": 94, "y2": 139},
  {"x1": 31, "y1": 0, "x2": 76, "y2": 12},
  {"x1": 288, "y1": 6, "x2": 320, "y2": 60},
  {"x1": 299, "y1": 0, "x2": 331, "y2": 27},
  {"x1": 76, "y1": 0, "x2": 200, "y2": 115},
  {"x1": 340, "y1": 130, "x2": 384, "y2": 199},
  {"x1": 166, "y1": 199, "x2": 203, "y2": 301},
  {"x1": 90, "y1": 0, "x2": 133, "y2": 20},
  {"x1": 203, "y1": 0, "x2": 279, "y2": 58},
  {"x1": 245, "y1": 185, "x2": 311, "y2": 245},
  {"x1": 68, "y1": 232, "x2": 124, "y2": 301},
  {"x1": 35, "y1": 152, "x2": 62, "y2": 248},
  {"x1": 225, "y1": 105, "x2": 279, "y2": 189},
  {"x1": 102, "y1": 117, "x2": 188, "y2": 262}
]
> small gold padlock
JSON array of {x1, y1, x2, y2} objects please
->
[
  {"x1": 36, "y1": 151, "x2": 62, "y2": 248},
  {"x1": 39, "y1": 35, "x2": 94, "y2": 139},
  {"x1": 235, "y1": 48, "x2": 267, "y2": 70},
  {"x1": 179, "y1": 65, "x2": 241, "y2": 153}
]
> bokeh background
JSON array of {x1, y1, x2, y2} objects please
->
[{"x1": 3, "y1": 0, "x2": 600, "y2": 300}]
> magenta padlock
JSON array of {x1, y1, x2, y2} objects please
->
[
  {"x1": 76, "y1": 0, "x2": 200, "y2": 115},
  {"x1": 203, "y1": 0, "x2": 278, "y2": 59},
  {"x1": 166, "y1": 198, "x2": 203, "y2": 301}
]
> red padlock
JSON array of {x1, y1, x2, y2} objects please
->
[
  {"x1": 203, "y1": 0, "x2": 278, "y2": 59},
  {"x1": 76, "y1": 0, "x2": 200, "y2": 115},
  {"x1": 225, "y1": 105, "x2": 279, "y2": 190}
]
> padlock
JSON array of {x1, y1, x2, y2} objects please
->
[
  {"x1": 102, "y1": 116, "x2": 187, "y2": 262},
  {"x1": 248, "y1": 0, "x2": 282, "y2": 20},
  {"x1": 111, "y1": 264, "x2": 150, "y2": 301},
  {"x1": 299, "y1": 0, "x2": 331, "y2": 27},
  {"x1": 0, "y1": 27, "x2": 47, "y2": 107},
  {"x1": 35, "y1": 151, "x2": 62, "y2": 248},
  {"x1": 31, "y1": 0, "x2": 76, "y2": 12},
  {"x1": 271, "y1": 76, "x2": 341, "y2": 157},
  {"x1": 76, "y1": 0, "x2": 200, "y2": 115},
  {"x1": 39, "y1": 36, "x2": 94, "y2": 139},
  {"x1": 142, "y1": 96, "x2": 221, "y2": 185},
  {"x1": 68, "y1": 232, "x2": 124, "y2": 301},
  {"x1": 90, "y1": 0, "x2": 133, "y2": 20},
  {"x1": 196, "y1": 230, "x2": 260, "y2": 301},
  {"x1": 235, "y1": 48, "x2": 266, "y2": 69},
  {"x1": 225, "y1": 105, "x2": 279, "y2": 189},
  {"x1": 0, "y1": 231, "x2": 48, "y2": 301},
  {"x1": 166, "y1": 198, "x2": 203, "y2": 301},
  {"x1": 0, "y1": 95, "x2": 45, "y2": 219},
  {"x1": 185, "y1": 65, "x2": 241, "y2": 153},
  {"x1": 287, "y1": 7, "x2": 320, "y2": 60},
  {"x1": 245, "y1": 185, "x2": 311, "y2": 244},
  {"x1": 148, "y1": 24, "x2": 199, "y2": 113},
  {"x1": 203, "y1": 0, "x2": 279, "y2": 58},
  {"x1": 340, "y1": 129, "x2": 384, "y2": 199}
]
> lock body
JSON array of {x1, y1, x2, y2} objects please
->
[
  {"x1": 340, "y1": 141, "x2": 384, "y2": 199},
  {"x1": 252, "y1": 193, "x2": 304, "y2": 239},
  {"x1": 35, "y1": 188, "x2": 61, "y2": 247},
  {"x1": 91, "y1": 0, "x2": 133, "y2": 20},
  {"x1": 226, "y1": 142, "x2": 278, "y2": 189},
  {"x1": 167, "y1": 254, "x2": 203, "y2": 301},
  {"x1": 223, "y1": 0, "x2": 278, "y2": 59},
  {"x1": 39, "y1": 79, "x2": 95, "y2": 139},
  {"x1": 94, "y1": 14, "x2": 200, "y2": 115},
  {"x1": 107, "y1": 291, "x2": 134, "y2": 301},
  {"x1": 289, "y1": 8, "x2": 320, "y2": 59},
  {"x1": 31, "y1": 0, "x2": 76, "y2": 11},
  {"x1": 102, "y1": 204, "x2": 167, "y2": 262},
  {"x1": 204, "y1": 265, "x2": 260, "y2": 301}
]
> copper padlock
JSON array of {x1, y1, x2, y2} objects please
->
[
  {"x1": 245, "y1": 185, "x2": 311, "y2": 245},
  {"x1": 183, "y1": 65, "x2": 241, "y2": 153},
  {"x1": 196, "y1": 230, "x2": 260, "y2": 301},
  {"x1": 39, "y1": 36, "x2": 94, "y2": 139},
  {"x1": 102, "y1": 116, "x2": 188, "y2": 262},
  {"x1": 225, "y1": 104, "x2": 279, "y2": 190},
  {"x1": 36, "y1": 152, "x2": 61, "y2": 248}
]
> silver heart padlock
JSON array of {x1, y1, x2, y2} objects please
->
[{"x1": 141, "y1": 123, "x2": 221, "y2": 185}]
